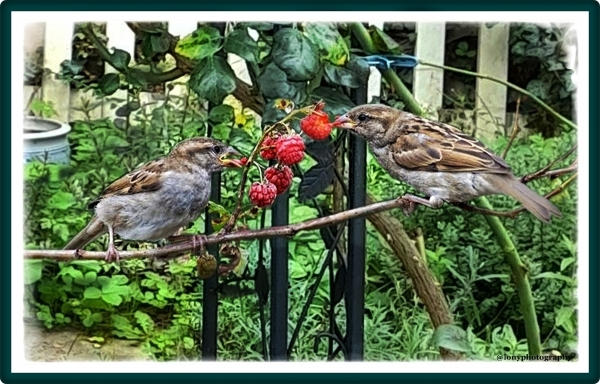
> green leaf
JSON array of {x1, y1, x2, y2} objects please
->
[
  {"x1": 98, "y1": 73, "x2": 120, "y2": 96},
  {"x1": 175, "y1": 26, "x2": 222, "y2": 60},
  {"x1": 369, "y1": 25, "x2": 402, "y2": 54},
  {"x1": 60, "y1": 59, "x2": 84, "y2": 75},
  {"x1": 272, "y1": 29, "x2": 320, "y2": 82},
  {"x1": 83, "y1": 286, "x2": 102, "y2": 299},
  {"x1": 257, "y1": 62, "x2": 307, "y2": 103},
  {"x1": 74, "y1": 271, "x2": 97, "y2": 285},
  {"x1": 111, "y1": 275, "x2": 129, "y2": 286},
  {"x1": 105, "y1": 135, "x2": 130, "y2": 150},
  {"x1": 102, "y1": 293, "x2": 123, "y2": 306},
  {"x1": 208, "y1": 104, "x2": 234, "y2": 124},
  {"x1": 150, "y1": 33, "x2": 170, "y2": 53},
  {"x1": 224, "y1": 28, "x2": 258, "y2": 63},
  {"x1": 47, "y1": 190, "x2": 75, "y2": 210},
  {"x1": 560, "y1": 257, "x2": 575, "y2": 272},
  {"x1": 183, "y1": 337, "x2": 194, "y2": 350},
  {"x1": 324, "y1": 55, "x2": 369, "y2": 89},
  {"x1": 110, "y1": 48, "x2": 131, "y2": 71},
  {"x1": 303, "y1": 22, "x2": 349, "y2": 66},
  {"x1": 24, "y1": 260, "x2": 43, "y2": 284},
  {"x1": 189, "y1": 57, "x2": 236, "y2": 104},
  {"x1": 431, "y1": 324, "x2": 470, "y2": 352},
  {"x1": 555, "y1": 307, "x2": 575, "y2": 333},
  {"x1": 134, "y1": 310, "x2": 155, "y2": 334},
  {"x1": 212, "y1": 123, "x2": 232, "y2": 142}
]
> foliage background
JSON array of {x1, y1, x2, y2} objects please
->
[{"x1": 23, "y1": 21, "x2": 578, "y2": 361}]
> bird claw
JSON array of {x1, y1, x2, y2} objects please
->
[{"x1": 105, "y1": 244, "x2": 120, "y2": 263}]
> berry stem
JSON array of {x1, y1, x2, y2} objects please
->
[{"x1": 223, "y1": 105, "x2": 315, "y2": 232}]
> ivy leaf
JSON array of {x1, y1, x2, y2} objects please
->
[
  {"x1": 310, "y1": 86, "x2": 355, "y2": 119},
  {"x1": 189, "y1": 57, "x2": 236, "y2": 104},
  {"x1": 24, "y1": 260, "x2": 43, "y2": 285},
  {"x1": 150, "y1": 32, "x2": 170, "y2": 54},
  {"x1": 257, "y1": 62, "x2": 307, "y2": 103},
  {"x1": 431, "y1": 324, "x2": 470, "y2": 353},
  {"x1": 305, "y1": 138, "x2": 334, "y2": 164},
  {"x1": 324, "y1": 55, "x2": 369, "y2": 89},
  {"x1": 208, "y1": 104, "x2": 234, "y2": 124},
  {"x1": 224, "y1": 28, "x2": 258, "y2": 63},
  {"x1": 110, "y1": 48, "x2": 131, "y2": 71},
  {"x1": 303, "y1": 22, "x2": 349, "y2": 66},
  {"x1": 60, "y1": 60, "x2": 84, "y2": 75},
  {"x1": 369, "y1": 25, "x2": 402, "y2": 54},
  {"x1": 298, "y1": 162, "x2": 335, "y2": 202},
  {"x1": 526, "y1": 79, "x2": 551, "y2": 100},
  {"x1": 175, "y1": 26, "x2": 222, "y2": 60},
  {"x1": 272, "y1": 28, "x2": 320, "y2": 82},
  {"x1": 98, "y1": 73, "x2": 120, "y2": 96}
]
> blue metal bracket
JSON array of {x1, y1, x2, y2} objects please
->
[{"x1": 361, "y1": 54, "x2": 418, "y2": 69}]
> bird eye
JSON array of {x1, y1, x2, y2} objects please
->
[
  {"x1": 212, "y1": 145, "x2": 222, "y2": 154},
  {"x1": 357, "y1": 113, "x2": 369, "y2": 122}
]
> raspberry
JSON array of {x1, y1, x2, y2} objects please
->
[
  {"x1": 249, "y1": 181, "x2": 277, "y2": 207},
  {"x1": 300, "y1": 111, "x2": 333, "y2": 140},
  {"x1": 260, "y1": 136, "x2": 279, "y2": 160},
  {"x1": 265, "y1": 165, "x2": 293, "y2": 194},
  {"x1": 240, "y1": 157, "x2": 248, "y2": 165},
  {"x1": 275, "y1": 134, "x2": 305, "y2": 165}
]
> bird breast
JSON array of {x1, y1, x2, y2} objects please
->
[{"x1": 95, "y1": 170, "x2": 212, "y2": 241}]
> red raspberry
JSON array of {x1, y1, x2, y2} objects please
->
[
  {"x1": 249, "y1": 182, "x2": 278, "y2": 208},
  {"x1": 265, "y1": 165, "x2": 293, "y2": 194},
  {"x1": 275, "y1": 134, "x2": 305, "y2": 165},
  {"x1": 300, "y1": 111, "x2": 333, "y2": 140},
  {"x1": 240, "y1": 157, "x2": 248, "y2": 165},
  {"x1": 260, "y1": 136, "x2": 279, "y2": 161}
]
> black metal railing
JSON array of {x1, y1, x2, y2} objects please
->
[{"x1": 200, "y1": 63, "x2": 369, "y2": 362}]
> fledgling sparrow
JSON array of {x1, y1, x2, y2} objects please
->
[
  {"x1": 63, "y1": 137, "x2": 243, "y2": 261},
  {"x1": 334, "y1": 104, "x2": 561, "y2": 222}
]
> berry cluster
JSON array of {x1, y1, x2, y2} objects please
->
[{"x1": 247, "y1": 100, "x2": 338, "y2": 208}]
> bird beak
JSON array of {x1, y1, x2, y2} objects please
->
[
  {"x1": 218, "y1": 147, "x2": 244, "y2": 168},
  {"x1": 332, "y1": 114, "x2": 356, "y2": 130}
]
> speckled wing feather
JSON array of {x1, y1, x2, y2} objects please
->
[
  {"x1": 88, "y1": 158, "x2": 165, "y2": 209},
  {"x1": 391, "y1": 119, "x2": 511, "y2": 174}
]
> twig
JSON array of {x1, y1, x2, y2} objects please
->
[
  {"x1": 25, "y1": 197, "x2": 412, "y2": 260},
  {"x1": 520, "y1": 144, "x2": 577, "y2": 183},
  {"x1": 418, "y1": 60, "x2": 578, "y2": 131}
]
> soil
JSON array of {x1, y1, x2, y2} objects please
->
[{"x1": 23, "y1": 320, "x2": 150, "y2": 362}]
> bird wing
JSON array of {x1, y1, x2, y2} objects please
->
[
  {"x1": 390, "y1": 119, "x2": 511, "y2": 174},
  {"x1": 88, "y1": 158, "x2": 166, "y2": 209}
]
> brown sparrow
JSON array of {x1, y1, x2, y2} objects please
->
[
  {"x1": 334, "y1": 104, "x2": 561, "y2": 222},
  {"x1": 63, "y1": 137, "x2": 243, "y2": 261}
]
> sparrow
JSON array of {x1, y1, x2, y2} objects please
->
[
  {"x1": 334, "y1": 104, "x2": 561, "y2": 222},
  {"x1": 63, "y1": 137, "x2": 243, "y2": 262}
]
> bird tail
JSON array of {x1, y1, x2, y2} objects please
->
[
  {"x1": 493, "y1": 175, "x2": 562, "y2": 223},
  {"x1": 63, "y1": 216, "x2": 106, "y2": 250}
]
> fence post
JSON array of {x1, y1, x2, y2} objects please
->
[
  {"x1": 413, "y1": 22, "x2": 446, "y2": 119},
  {"x1": 103, "y1": 22, "x2": 134, "y2": 118},
  {"x1": 475, "y1": 22, "x2": 510, "y2": 141},
  {"x1": 42, "y1": 22, "x2": 73, "y2": 122},
  {"x1": 344, "y1": 79, "x2": 368, "y2": 361}
]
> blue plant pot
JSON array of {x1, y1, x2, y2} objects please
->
[{"x1": 24, "y1": 117, "x2": 71, "y2": 164}]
